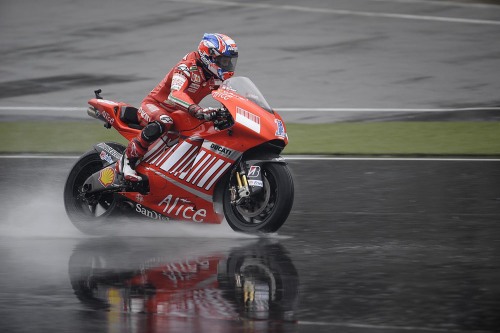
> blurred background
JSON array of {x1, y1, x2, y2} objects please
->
[{"x1": 2, "y1": 0, "x2": 500, "y2": 110}]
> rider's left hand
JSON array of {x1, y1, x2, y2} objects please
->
[{"x1": 199, "y1": 107, "x2": 218, "y2": 120}]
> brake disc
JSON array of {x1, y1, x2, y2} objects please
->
[{"x1": 236, "y1": 176, "x2": 271, "y2": 218}]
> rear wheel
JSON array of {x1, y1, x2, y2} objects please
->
[
  {"x1": 223, "y1": 163, "x2": 294, "y2": 233},
  {"x1": 64, "y1": 149, "x2": 122, "y2": 235}
]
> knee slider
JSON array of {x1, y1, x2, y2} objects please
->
[{"x1": 141, "y1": 121, "x2": 164, "y2": 142}]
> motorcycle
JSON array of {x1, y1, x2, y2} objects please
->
[{"x1": 64, "y1": 77, "x2": 294, "y2": 234}]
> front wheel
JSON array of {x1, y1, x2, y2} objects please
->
[
  {"x1": 223, "y1": 163, "x2": 294, "y2": 233},
  {"x1": 64, "y1": 149, "x2": 122, "y2": 235}
]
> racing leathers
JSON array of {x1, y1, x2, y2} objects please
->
[{"x1": 119, "y1": 51, "x2": 222, "y2": 182}]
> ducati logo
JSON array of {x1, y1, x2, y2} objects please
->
[{"x1": 210, "y1": 143, "x2": 232, "y2": 156}]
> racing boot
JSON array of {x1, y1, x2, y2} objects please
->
[
  {"x1": 117, "y1": 154, "x2": 142, "y2": 182},
  {"x1": 117, "y1": 137, "x2": 148, "y2": 182}
]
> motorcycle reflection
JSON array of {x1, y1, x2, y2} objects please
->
[{"x1": 68, "y1": 238, "x2": 299, "y2": 332}]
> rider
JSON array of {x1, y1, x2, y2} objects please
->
[{"x1": 117, "y1": 33, "x2": 238, "y2": 181}]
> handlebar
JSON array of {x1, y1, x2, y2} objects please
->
[{"x1": 211, "y1": 108, "x2": 234, "y2": 130}]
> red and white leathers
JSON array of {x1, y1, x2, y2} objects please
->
[{"x1": 119, "y1": 51, "x2": 223, "y2": 182}]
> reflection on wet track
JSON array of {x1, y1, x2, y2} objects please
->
[{"x1": 68, "y1": 238, "x2": 298, "y2": 332}]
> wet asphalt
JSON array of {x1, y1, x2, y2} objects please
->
[{"x1": 0, "y1": 157, "x2": 499, "y2": 332}]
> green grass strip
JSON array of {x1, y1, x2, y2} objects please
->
[
  {"x1": 0, "y1": 121, "x2": 499, "y2": 156},
  {"x1": 284, "y1": 122, "x2": 500, "y2": 156},
  {"x1": 0, "y1": 122, "x2": 127, "y2": 154}
]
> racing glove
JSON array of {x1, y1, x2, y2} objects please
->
[{"x1": 188, "y1": 104, "x2": 217, "y2": 120}]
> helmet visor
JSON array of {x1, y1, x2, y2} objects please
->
[{"x1": 216, "y1": 55, "x2": 238, "y2": 72}]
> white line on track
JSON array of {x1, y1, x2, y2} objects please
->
[
  {"x1": 277, "y1": 107, "x2": 500, "y2": 112},
  {"x1": 2, "y1": 106, "x2": 500, "y2": 113},
  {"x1": 0, "y1": 155, "x2": 81, "y2": 159},
  {"x1": 164, "y1": 0, "x2": 500, "y2": 26},
  {"x1": 297, "y1": 320, "x2": 489, "y2": 333},
  {"x1": 370, "y1": 0, "x2": 500, "y2": 10},
  {"x1": 1, "y1": 155, "x2": 498, "y2": 162},
  {"x1": 284, "y1": 156, "x2": 500, "y2": 161},
  {"x1": 0, "y1": 106, "x2": 82, "y2": 112}
]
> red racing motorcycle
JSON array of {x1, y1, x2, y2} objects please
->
[{"x1": 64, "y1": 77, "x2": 294, "y2": 234}]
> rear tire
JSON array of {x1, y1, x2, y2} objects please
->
[
  {"x1": 223, "y1": 163, "x2": 294, "y2": 233},
  {"x1": 64, "y1": 149, "x2": 122, "y2": 235}
]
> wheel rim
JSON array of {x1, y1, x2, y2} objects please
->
[
  {"x1": 69, "y1": 159, "x2": 116, "y2": 219},
  {"x1": 77, "y1": 192, "x2": 115, "y2": 218},
  {"x1": 236, "y1": 176, "x2": 271, "y2": 218},
  {"x1": 232, "y1": 169, "x2": 278, "y2": 226}
]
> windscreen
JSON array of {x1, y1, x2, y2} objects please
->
[{"x1": 220, "y1": 77, "x2": 273, "y2": 113}]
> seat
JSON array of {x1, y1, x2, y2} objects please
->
[{"x1": 120, "y1": 106, "x2": 142, "y2": 129}]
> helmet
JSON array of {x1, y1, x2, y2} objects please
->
[{"x1": 198, "y1": 33, "x2": 238, "y2": 80}]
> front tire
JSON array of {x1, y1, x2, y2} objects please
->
[
  {"x1": 223, "y1": 163, "x2": 294, "y2": 233},
  {"x1": 64, "y1": 149, "x2": 121, "y2": 235}
]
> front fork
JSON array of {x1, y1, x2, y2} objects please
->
[{"x1": 231, "y1": 161, "x2": 251, "y2": 205}]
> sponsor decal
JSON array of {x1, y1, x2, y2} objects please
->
[
  {"x1": 171, "y1": 73, "x2": 187, "y2": 91},
  {"x1": 138, "y1": 108, "x2": 151, "y2": 123},
  {"x1": 275, "y1": 119, "x2": 286, "y2": 138},
  {"x1": 99, "y1": 151, "x2": 114, "y2": 165},
  {"x1": 177, "y1": 64, "x2": 191, "y2": 77},
  {"x1": 101, "y1": 110, "x2": 114, "y2": 125},
  {"x1": 190, "y1": 65, "x2": 198, "y2": 71},
  {"x1": 187, "y1": 83, "x2": 200, "y2": 93},
  {"x1": 221, "y1": 84, "x2": 237, "y2": 92},
  {"x1": 136, "y1": 203, "x2": 169, "y2": 221},
  {"x1": 158, "y1": 194, "x2": 206, "y2": 222},
  {"x1": 159, "y1": 115, "x2": 173, "y2": 124},
  {"x1": 212, "y1": 90, "x2": 233, "y2": 101},
  {"x1": 96, "y1": 143, "x2": 122, "y2": 160},
  {"x1": 210, "y1": 143, "x2": 233, "y2": 157},
  {"x1": 247, "y1": 165, "x2": 261, "y2": 178},
  {"x1": 191, "y1": 73, "x2": 201, "y2": 83},
  {"x1": 202, "y1": 141, "x2": 240, "y2": 161},
  {"x1": 98, "y1": 167, "x2": 115, "y2": 187},
  {"x1": 236, "y1": 107, "x2": 260, "y2": 133},
  {"x1": 248, "y1": 179, "x2": 263, "y2": 187},
  {"x1": 135, "y1": 194, "x2": 144, "y2": 203}
]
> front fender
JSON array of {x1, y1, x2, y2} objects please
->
[
  {"x1": 240, "y1": 140, "x2": 288, "y2": 195},
  {"x1": 243, "y1": 156, "x2": 287, "y2": 195}
]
